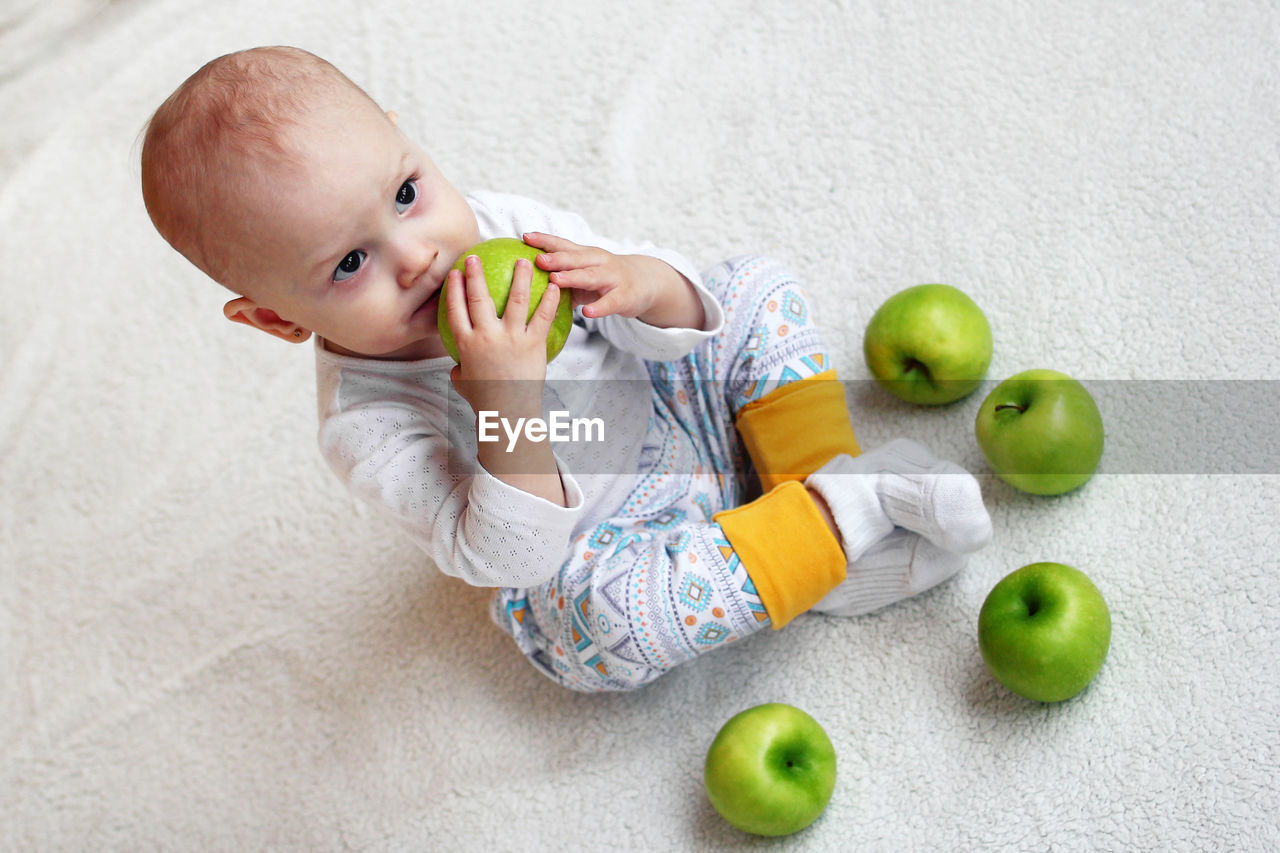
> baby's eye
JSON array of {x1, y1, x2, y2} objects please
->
[
  {"x1": 333, "y1": 250, "x2": 366, "y2": 282},
  {"x1": 395, "y1": 179, "x2": 417, "y2": 213}
]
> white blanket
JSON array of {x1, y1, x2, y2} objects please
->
[{"x1": 3, "y1": 1, "x2": 1277, "y2": 849}]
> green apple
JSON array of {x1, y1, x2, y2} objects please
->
[
  {"x1": 703, "y1": 702, "x2": 836, "y2": 837},
  {"x1": 978, "y1": 562, "x2": 1112, "y2": 702},
  {"x1": 437, "y1": 237, "x2": 574, "y2": 363},
  {"x1": 975, "y1": 368, "x2": 1104, "y2": 495},
  {"x1": 863, "y1": 283, "x2": 993, "y2": 405}
]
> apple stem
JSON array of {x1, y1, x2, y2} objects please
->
[
  {"x1": 994, "y1": 404, "x2": 1026, "y2": 414},
  {"x1": 903, "y1": 358, "x2": 930, "y2": 379}
]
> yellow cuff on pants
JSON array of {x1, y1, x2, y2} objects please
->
[
  {"x1": 736, "y1": 369, "x2": 861, "y2": 492},
  {"x1": 713, "y1": 480, "x2": 847, "y2": 629}
]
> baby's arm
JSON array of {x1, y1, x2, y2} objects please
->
[
  {"x1": 523, "y1": 232, "x2": 707, "y2": 331},
  {"x1": 444, "y1": 253, "x2": 566, "y2": 506},
  {"x1": 467, "y1": 190, "x2": 720, "y2": 360}
]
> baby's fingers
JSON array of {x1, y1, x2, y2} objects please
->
[
  {"x1": 578, "y1": 292, "x2": 622, "y2": 318},
  {"x1": 544, "y1": 264, "x2": 613, "y2": 290},
  {"x1": 578, "y1": 284, "x2": 645, "y2": 317},
  {"x1": 527, "y1": 283, "x2": 562, "y2": 334},
  {"x1": 521, "y1": 231, "x2": 582, "y2": 257},
  {"x1": 462, "y1": 255, "x2": 499, "y2": 328},
  {"x1": 501, "y1": 258, "x2": 534, "y2": 328},
  {"x1": 444, "y1": 267, "x2": 472, "y2": 333},
  {"x1": 526, "y1": 235, "x2": 609, "y2": 274}
]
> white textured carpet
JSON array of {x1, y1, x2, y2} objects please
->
[{"x1": 3, "y1": 1, "x2": 1278, "y2": 849}]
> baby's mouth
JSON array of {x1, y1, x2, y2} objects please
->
[{"x1": 412, "y1": 284, "x2": 442, "y2": 321}]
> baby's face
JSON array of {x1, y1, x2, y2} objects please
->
[{"x1": 220, "y1": 89, "x2": 480, "y2": 360}]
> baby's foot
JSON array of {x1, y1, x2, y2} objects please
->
[
  {"x1": 872, "y1": 439, "x2": 993, "y2": 554},
  {"x1": 810, "y1": 528, "x2": 968, "y2": 616},
  {"x1": 806, "y1": 440, "x2": 992, "y2": 557}
]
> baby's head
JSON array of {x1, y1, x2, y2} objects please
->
[{"x1": 141, "y1": 46, "x2": 479, "y2": 360}]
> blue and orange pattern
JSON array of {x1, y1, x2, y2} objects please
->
[{"x1": 493, "y1": 256, "x2": 833, "y2": 691}]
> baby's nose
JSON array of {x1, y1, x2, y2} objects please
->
[{"x1": 396, "y1": 242, "x2": 434, "y2": 288}]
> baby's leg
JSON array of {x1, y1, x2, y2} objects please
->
[
  {"x1": 492, "y1": 518, "x2": 774, "y2": 692},
  {"x1": 691, "y1": 256, "x2": 862, "y2": 490},
  {"x1": 490, "y1": 472, "x2": 844, "y2": 692},
  {"x1": 688, "y1": 258, "x2": 990, "y2": 619}
]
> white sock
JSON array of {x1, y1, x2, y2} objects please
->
[
  {"x1": 807, "y1": 440, "x2": 992, "y2": 556},
  {"x1": 804, "y1": 460, "x2": 893, "y2": 563},
  {"x1": 810, "y1": 528, "x2": 968, "y2": 616},
  {"x1": 803, "y1": 440, "x2": 991, "y2": 617},
  {"x1": 872, "y1": 440, "x2": 993, "y2": 554}
]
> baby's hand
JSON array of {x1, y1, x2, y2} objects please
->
[
  {"x1": 522, "y1": 232, "x2": 659, "y2": 321},
  {"x1": 524, "y1": 232, "x2": 705, "y2": 330},
  {"x1": 445, "y1": 254, "x2": 561, "y2": 414}
]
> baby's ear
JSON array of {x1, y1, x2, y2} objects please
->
[{"x1": 223, "y1": 297, "x2": 311, "y2": 343}]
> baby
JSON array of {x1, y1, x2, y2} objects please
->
[{"x1": 141, "y1": 46, "x2": 992, "y2": 692}]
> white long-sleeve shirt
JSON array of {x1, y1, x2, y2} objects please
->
[{"x1": 314, "y1": 191, "x2": 725, "y2": 588}]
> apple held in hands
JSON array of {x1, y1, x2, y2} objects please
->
[
  {"x1": 978, "y1": 562, "x2": 1112, "y2": 703},
  {"x1": 975, "y1": 369, "x2": 1104, "y2": 495},
  {"x1": 863, "y1": 284, "x2": 993, "y2": 405},
  {"x1": 703, "y1": 702, "x2": 837, "y2": 837},
  {"x1": 437, "y1": 238, "x2": 574, "y2": 363}
]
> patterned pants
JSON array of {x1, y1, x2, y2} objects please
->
[{"x1": 492, "y1": 256, "x2": 833, "y2": 691}]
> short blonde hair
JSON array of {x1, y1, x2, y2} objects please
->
[{"x1": 140, "y1": 46, "x2": 378, "y2": 287}]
